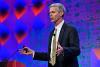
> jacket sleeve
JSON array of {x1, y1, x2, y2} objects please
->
[{"x1": 33, "y1": 52, "x2": 49, "y2": 61}]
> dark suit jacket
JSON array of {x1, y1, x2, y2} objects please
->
[{"x1": 33, "y1": 22, "x2": 80, "y2": 67}]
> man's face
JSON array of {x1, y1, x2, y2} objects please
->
[{"x1": 49, "y1": 7, "x2": 61, "y2": 23}]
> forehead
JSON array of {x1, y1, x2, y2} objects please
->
[{"x1": 49, "y1": 6, "x2": 59, "y2": 11}]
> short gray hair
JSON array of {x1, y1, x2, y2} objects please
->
[{"x1": 50, "y1": 3, "x2": 66, "y2": 13}]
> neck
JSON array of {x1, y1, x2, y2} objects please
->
[{"x1": 55, "y1": 18, "x2": 63, "y2": 26}]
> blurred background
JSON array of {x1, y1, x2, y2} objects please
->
[{"x1": 0, "y1": 0, "x2": 100, "y2": 67}]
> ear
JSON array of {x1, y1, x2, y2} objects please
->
[{"x1": 60, "y1": 11, "x2": 64, "y2": 17}]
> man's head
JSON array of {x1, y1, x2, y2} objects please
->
[{"x1": 49, "y1": 3, "x2": 66, "y2": 23}]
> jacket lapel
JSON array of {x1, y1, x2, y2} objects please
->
[{"x1": 58, "y1": 23, "x2": 65, "y2": 46}]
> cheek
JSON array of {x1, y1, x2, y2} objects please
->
[
  {"x1": 55, "y1": 14, "x2": 60, "y2": 19},
  {"x1": 53, "y1": 14, "x2": 58, "y2": 18},
  {"x1": 56, "y1": 14, "x2": 60, "y2": 17},
  {"x1": 51, "y1": 13, "x2": 59, "y2": 20}
]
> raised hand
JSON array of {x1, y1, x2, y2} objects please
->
[
  {"x1": 56, "y1": 42, "x2": 64, "y2": 56},
  {"x1": 18, "y1": 47, "x2": 33, "y2": 55}
]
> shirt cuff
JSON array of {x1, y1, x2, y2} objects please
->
[{"x1": 32, "y1": 50, "x2": 35, "y2": 58}]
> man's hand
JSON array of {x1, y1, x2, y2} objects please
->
[
  {"x1": 18, "y1": 47, "x2": 33, "y2": 55},
  {"x1": 56, "y1": 42, "x2": 64, "y2": 56}
]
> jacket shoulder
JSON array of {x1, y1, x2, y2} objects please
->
[{"x1": 63, "y1": 22, "x2": 77, "y2": 32}]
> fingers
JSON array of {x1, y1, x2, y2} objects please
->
[
  {"x1": 57, "y1": 44, "x2": 61, "y2": 49},
  {"x1": 57, "y1": 42, "x2": 59, "y2": 44},
  {"x1": 56, "y1": 49, "x2": 61, "y2": 56},
  {"x1": 56, "y1": 47, "x2": 62, "y2": 56},
  {"x1": 23, "y1": 47, "x2": 32, "y2": 51},
  {"x1": 56, "y1": 42, "x2": 63, "y2": 56},
  {"x1": 18, "y1": 47, "x2": 33, "y2": 55},
  {"x1": 57, "y1": 42, "x2": 62, "y2": 50},
  {"x1": 18, "y1": 49, "x2": 25, "y2": 53}
]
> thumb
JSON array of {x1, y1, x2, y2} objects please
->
[{"x1": 57, "y1": 42, "x2": 60, "y2": 45}]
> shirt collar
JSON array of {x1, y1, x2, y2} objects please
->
[{"x1": 55, "y1": 20, "x2": 64, "y2": 30}]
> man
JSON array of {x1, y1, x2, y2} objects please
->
[{"x1": 19, "y1": 3, "x2": 80, "y2": 67}]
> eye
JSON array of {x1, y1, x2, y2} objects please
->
[{"x1": 52, "y1": 11, "x2": 55, "y2": 13}]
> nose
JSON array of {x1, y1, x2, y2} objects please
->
[{"x1": 49, "y1": 12, "x2": 52, "y2": 16}]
